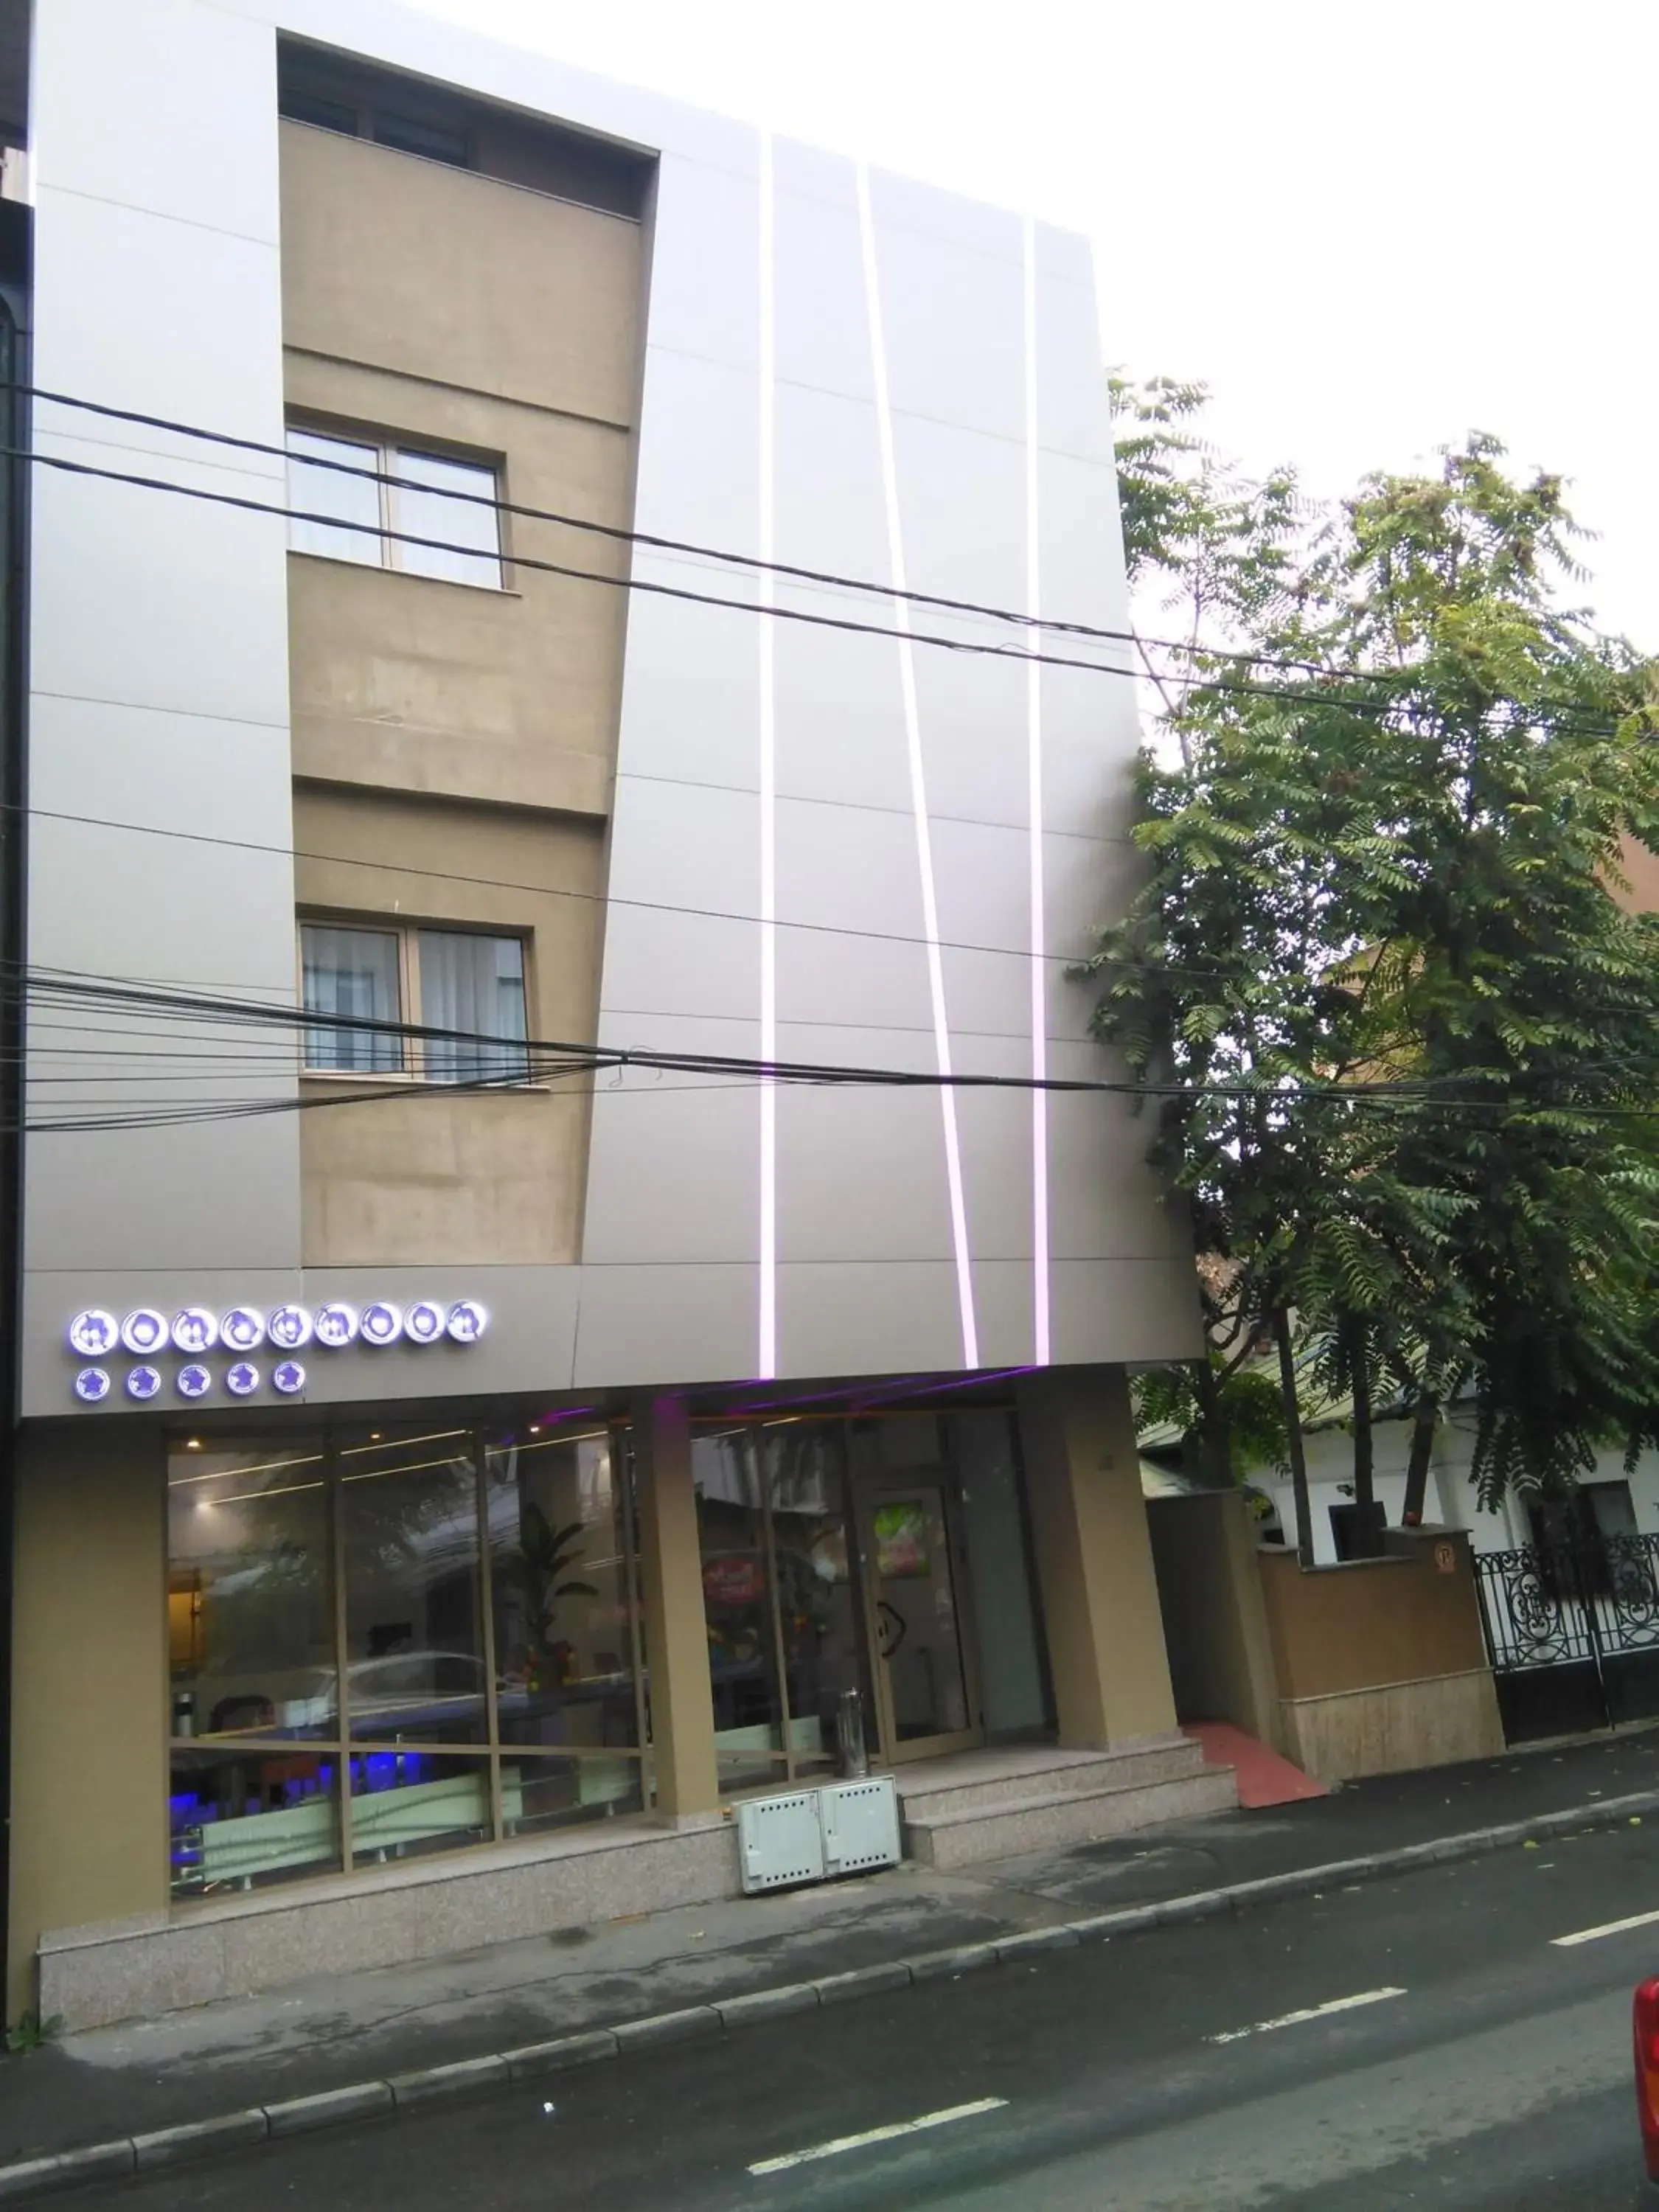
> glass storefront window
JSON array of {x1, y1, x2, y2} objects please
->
[
  {"x1": 487, "y1": 1428, "x2": 644, "y2": 1833},
  {"x1": 693, "y1": 1427, "x2": 786, "y2": 1790},
  {"x1": 167, "y1": 1442, "x2": 335, "y2": 1746},
  {"x1": 692, "y1": 1420, "x2": 874, "y2": 1791},
  {"x1": 167, "y1": 1418, "x2": 646, "y2": 1898},
  {"x1": 338, "y1": 1428, "x2": 487, "y2": 1745},
  {"x1": 171, "y1": 1746, "x2": 341, "y2": 1893},
  {"x1": 349, "y1": 1748, "x2": 493, "y2": 1867},
  {"x1": 956, "y1": 1411, "x2": 1048, "y2": 1736},
  {"x1": 164, "y1": 1402, "x2": 1037, "y2": 1891},
  {"x1": 759, "y1": 1424, "x2": 865, "y2": 1772}
]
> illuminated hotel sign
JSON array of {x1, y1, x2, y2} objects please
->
[{"x1": 66, "y1": 1301, "x2": 489, "y2": 1405}]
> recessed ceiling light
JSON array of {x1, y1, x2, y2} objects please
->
[{"x1": 184, "y1": 1439, "x2": 202, "y2": 1450}]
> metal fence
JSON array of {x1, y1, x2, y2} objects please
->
[{"x1": 1475, "y1": 1534, "x2": 1659, "y2": 1739}]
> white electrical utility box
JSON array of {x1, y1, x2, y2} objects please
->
[
  {"x1": 737, "y1": 1774, "x2": 901, "y2": 1894},
  {"x1": 737, "y1": 1789, "x2": 825, "y2": 1893},
  {"x1": 820, "y1": 1776, "x2": 902, "y2": 1877}
]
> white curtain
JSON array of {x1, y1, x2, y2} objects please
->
[
  {"x1": 301, "y1": 925, "x2": 402, "y2": 1072},
  {"x1": 285, "y1": 429, "x2": 382, "y2": 566},
  {"x1": 392, "y1": 450, "x2": 501, "y2": 588},
  {"x1": 419, "y1": 931, "x2": 528, "y2": 1082}
]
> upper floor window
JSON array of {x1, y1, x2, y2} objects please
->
[
  {"x1": 285, "y1": 427, "x2": 503, "y2": 589},
  {"x1": 278, "y1": 80, "x2": 473, "y2": 170},
  {"x1": 371, "y1": 111, "x2": 470, "y2": 167},
  {"x1": 301, "y1": 921, "x2": 531, "y2": 1085},
  {"x1": 276, "y1": 44, "x2": 653, "y2": 218}
]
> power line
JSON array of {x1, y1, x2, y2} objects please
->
[
  {"x1": 23, "y1": 379, "x2": 1550, "y2": 706},
  {"x1": 31, "y1": 380, "x2": 1637, "y2": 731},
  {"x1": 18, "y1": 793, "x2": 1650, "y2": 1001},
  {"x1": 18, "y1": 967, "x2": 1658, "y2": 1140},
  {"x1": 12, "y1": 440, "x2": 1626, "y2": 740}
]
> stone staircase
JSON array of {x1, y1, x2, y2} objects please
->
[{"x1": 895, "y1": 1738, "x2": 1237, "y2": 1871}]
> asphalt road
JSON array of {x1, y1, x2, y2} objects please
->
[{"x1": 49, "y1": 1818, "x2": 1659, "y2": 2209}]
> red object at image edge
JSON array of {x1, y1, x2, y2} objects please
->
[{"x1": 1632, "y1": 1978, "x2": 1659, "y2": 2180}]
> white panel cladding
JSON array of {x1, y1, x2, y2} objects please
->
[
  {"x1": 549, "y1": 56, "x2": 1200, "y2": 1376},
  {"x1": 24, "y1": 0, "x2": 302, "y2": 1305}
]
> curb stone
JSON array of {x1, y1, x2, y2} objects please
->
[
  {"x1": 611, "y1": 2004, "x2": 720, "y2": 2052},
  {"x1": 0, "y1": 2143, "x2": 135, "y2": 2202},
  {"x1": 132, "y1": 2110, "x2": 268, "y2": 2171},
  {"x1": 265, "y1": 2081, "x2": 392, "y2": 2136},
  {"x1": 714, "y1": 1983, "x2": 821, "y2": 2027},
  {"x1": 503, "y1": 2030, "x2": 618, "y2": 2081},
  {"x1": 994, "y1": 1926, "x2": 1081, "y2": 1961},
  {"x1": 4, "y1": 1781, "x2": 1657, "y2": 2200},
  {"x1": 815, "y1": 1961, "x2": 913, "y2": 2005},
  {"x1": 388, "y1": 2056, "x2": 509, "y2": 2110}
]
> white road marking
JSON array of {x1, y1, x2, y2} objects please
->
[
  {"x1": 1207, "y1": 1986, "x2": 1406, "y2": 2045},
  {"x1": 1551, "y1": 1905, "x2": 1659, "y2": 1947},
  {"x1": 747, "y1": 2097, "x2": 1009, "y2": 2176}
]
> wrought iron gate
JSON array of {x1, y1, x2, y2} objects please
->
[{"x1": 1475, "y1": 1535, "x2": 1659, "y2": 1742}]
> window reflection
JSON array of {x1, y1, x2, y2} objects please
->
[
  {"x1": 338, "y1": 1429, "x2": 487, "y2": 1744},
  {"x1": 487, "y1": 1430, "x2": 643, "y2": 1832},
  {"x1": 166, "y1": 1419, "x2": 646, "y2": 1893},
  {"x1": 167, "y1": 1443, "x2": 338, "y2": 1895},
  {"x1": 694, "y1": 1422, "x2": 872, "y2": 1790},
  {"x1": 694, "y1": 1428, "x2": 785, "y2": 1790},
  {"x1": 760, "y1": 1425, "x2": 865, "y2": 1770},
  {"x1": 171, "y1": 1747, "x2": 341, "y2": 1894},
  {"x1": 167, "y1": 1444, "x2": 335, "y2": 1743}
]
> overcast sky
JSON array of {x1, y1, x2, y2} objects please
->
[{"x1": 417, "y1": 0, "x2": 1657, "y2": 643}]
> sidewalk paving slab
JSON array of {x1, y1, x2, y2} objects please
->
[{"x1": 1, "y1": 1725, "x2": 1656, "y2": 2176}]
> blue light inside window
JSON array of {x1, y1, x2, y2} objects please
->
[{"x1": 359, "y1": 1750, "x2": 425, "y2": 1792}]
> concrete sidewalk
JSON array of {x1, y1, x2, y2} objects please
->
[{"x1": 4, "y1": 1726, "x2": 1659, "y2": 2174}]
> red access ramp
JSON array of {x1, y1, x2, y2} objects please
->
[{"x1": 1182, "y1": 1720, "x2": 1329, "y2": 1807}]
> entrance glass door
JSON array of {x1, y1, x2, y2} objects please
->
[{"x1": 857, "y1": 1476, "x2": 981, "y2": 1761}]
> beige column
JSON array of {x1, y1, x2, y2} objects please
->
[
  {"x1": 8, "y1": 1424, "x2": 168, "y2": 2020},
  {"x1": 1016, "y1": 1364, "x2": 1178, "y2": 1747},
  {"x1": 630, "y1": 1394, "x2": 720, "y2": 1820}
]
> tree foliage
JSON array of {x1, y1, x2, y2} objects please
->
[{"x1": 1095, "y1": 380, "x2": 1659, "y2": 1547}]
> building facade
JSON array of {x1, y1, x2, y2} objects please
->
[{"x1": 7, "y1": 0, "x2": 1208, "y2": 2025}]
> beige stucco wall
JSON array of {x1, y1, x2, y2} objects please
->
[
  {"x1": 1147, "y1": 1491, "x2": 1281, "y2": 1748},
  {"x1": 1017, "y1": 1368, "x2": 1180, "y2": 1748},
  {"x1": 294, "y1": 785, "x2": 605, "y2": 1266},
  {"x1": 1257, "y1": 1528, "x2": 1489, "y2": 1701},
  {"x1": 279, "y1": 121, "x2": 644, "y2": 1269},
  {"x1": 8, "y1": 1425, "x2": 168, "y2": 2018},
  {"x1": 1612, "y1": 831, "x2": 1659, "y2": 917},
  {"x1": 279, "y1": 122, "x2": 641, "y2": 821},
  {"x1": 280, "y1": 120, "x2": 644, "y2": 423},
  {"x1": 1256, "y1": 1527, "x2": 1502, "y2": 1783}
]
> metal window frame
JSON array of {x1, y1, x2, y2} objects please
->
[
  {"x1": 166, "y1": 1416, "x2": 650, "y2": 1899},
  {"x1": 296, "y1": 914, "x2": 410, "y2": 1078},
  {"x1": 282, "y1": 415, "x2": 504, "y2": 588},
  {"x1": 294, "y1": 914, "x2": 532, "y2": 1086}
]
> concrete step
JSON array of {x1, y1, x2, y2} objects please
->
[
  {"x1": 896, "y1": 1739, "x2": 1209, "y2": 1825},
  {"x1": 903, "y1": 1764, "x2": 1239, "y2": 1871}
]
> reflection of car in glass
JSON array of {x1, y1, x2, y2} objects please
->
[
  {"x1": 279, "y1": 1652, "x2": 491, "y2": 1734},
  {"x1": 205, "y1": 1642, "x2": 636, "y2": 1745}
]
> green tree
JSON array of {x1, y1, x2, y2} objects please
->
[{"x1": 1099, "y1": 381, "x2": 1659, "y2": 1553}]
